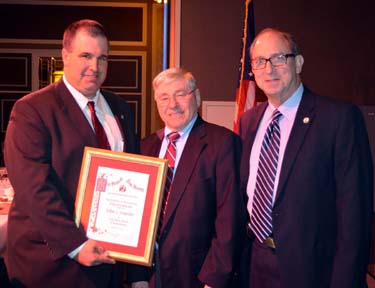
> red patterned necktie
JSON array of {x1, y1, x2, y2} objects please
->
[
  {"x1": 87, "y1": 101, "x2": 111, "y2": 150},
  {"x1": 158, "y1": 132, "x2": 180, "y2": 238},
  {"x1": 251, "y1": 109, "x2": 282, "y2": 243}
]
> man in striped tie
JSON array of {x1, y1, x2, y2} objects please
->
[
  {"x1": 127, "y1": 68, "x2": 243, "y2": 288},
  {"x1": 238, "y1": 28, "x2": 373, "y2": 288}
]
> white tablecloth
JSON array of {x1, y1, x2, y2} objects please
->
[{"x1": 0, "y1": 214, "x2": 7, "y2": 255}]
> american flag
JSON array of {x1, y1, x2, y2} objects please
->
[{"x1": 233, "y1": 0, "x2": 256, "y2": 134}]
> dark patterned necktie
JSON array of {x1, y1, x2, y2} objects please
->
[
  {"x1": 251, "y1": 109, "x2": 282, "y2": 242},
  {"x1": 158, "y1": 132, "x2": 180, "y2": 238},
  {"x1": 87, "y1": 101, "x2": 111, "y2": 150}
]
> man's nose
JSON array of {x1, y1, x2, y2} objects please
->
[
  {"x1": 167, "y1": 96, "x2": 178, "y2": 107},
  {"x1": 264, "y1": 60, "x2": 274, "y2": 73},
  {"x1": 89, "y1": 58, "x2": 99, "y2": 71}
]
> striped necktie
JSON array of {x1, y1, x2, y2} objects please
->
[
  {"x1": 251, "y1": 109, "x2": 282, "y2": 242},
  {"x1": 158, "y1": 132, "x2": 180, "y2": 238},
  {"x1": 87, "y1": 101, "x2": 111, "y2": 150}
]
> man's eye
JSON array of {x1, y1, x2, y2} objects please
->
[
  {"x1": 81, "y1": 54, "x2": 91, "y2": 59},
  {"x1": 160, "y1": 96, "x2": 169, "y2": 102},
  {"x1": 275, "y1": 54, "x2": 285, "y2": 60},
  {"x1": 99, "y1": 56, "x2": 108, "y2": 62}
]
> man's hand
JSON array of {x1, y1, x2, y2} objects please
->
[
  {"x1": 131, "y1": 281, "x2": 149, "y2": 288},
  {"x1": 74, "y1": 239, "x2": 115, "y2": 266}
]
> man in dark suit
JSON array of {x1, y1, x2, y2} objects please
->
[
  {"x1": 4, "y1": 19, "x2": 138, "y2": 287},
  {"x1": 239, "y1": 28, "x2": 373, "y2": 288},
  {"x1": 127, "y1": 68, "x2": 242, "y2": 288}
]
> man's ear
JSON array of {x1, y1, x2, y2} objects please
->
[
  {"x1": 295, "y1": 54, "x2": 304, "y2": 74},
  {"x1": 62, "y1": 48, "x2": 69, "y2": 64},
  {"x1": 194, "y1": 88, "x2": 201, "y2": 108}
]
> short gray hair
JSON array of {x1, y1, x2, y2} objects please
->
[{"x1": 153, "y1": 67, "x2": 201, "y2": 107}]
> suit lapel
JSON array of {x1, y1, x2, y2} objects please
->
[
  {"x1": 240, "y1": 103, "x2": 267, "y2": 191},
  {"x1": 274, "y1": 89, "x2": 316, "y2": 205},
  {"x1": 161, "y1": 117, "x2": 207, "y2": 232},
  {"x1": 54, "y1": 80, "x2": 97, "y2": 147},
  {"x1": 145, "y1": 129, "x2": 163, "y2": 157}
]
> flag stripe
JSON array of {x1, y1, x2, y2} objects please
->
[{"x1": 233, "y1": 0, "x2": 256, "y2": 134}]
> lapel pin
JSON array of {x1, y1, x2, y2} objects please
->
[
  {"x1": 120, "y1": 115, "x2": 124, "y2": 120},
  {"x1": 303, "y1": 117, "x2": 310, "y2": 124}
]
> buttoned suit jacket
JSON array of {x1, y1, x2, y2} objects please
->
[
  {"x1": 239, "y1": 87, "x2": 373, "y2": 288},
  {"x1": 4, "y1": 79, "x2": 138, "y2": 288},
  {"x1": 128, "y1": 116, "x2": 242, "y2": 288}
]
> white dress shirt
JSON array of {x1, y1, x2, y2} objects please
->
[
  {"x1": 158, "y1": 114, "x2": 198, "y2": 174},
  {"x1": 63, "y1": 76, "x2": 124, "y2": 258},
  {"x1": 63, "y1": 75, "x2": 124, "y2": 152},
  {"x1": 247, "y1": 84, "x2": 304, "y2": 217}
]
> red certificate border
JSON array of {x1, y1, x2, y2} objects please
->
[{"x1": 75, "y1": 147, "x2": 167, "y2": 266}]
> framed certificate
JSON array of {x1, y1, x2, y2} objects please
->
[{"x1": 75, "y1": 147, "x2": 168, "y2": 266}]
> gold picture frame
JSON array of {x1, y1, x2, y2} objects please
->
[{"x1": 75, "y1": 147, "x2": 167, "y2": 266}]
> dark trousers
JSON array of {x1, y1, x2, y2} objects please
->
[
  {"x1": 249, "y1": 239, "x2": 281, "y2": 288},
  {"x1": 0, "y1": 258, "x2": 12, "y2": 288}
]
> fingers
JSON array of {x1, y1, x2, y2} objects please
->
[
  {"x1": 131, "y1": 281, "x2": 149, "y2": 288},
  {"x1": 92, "y1": 250, "x2": 116, "y2": 265},
  {"x1": 75, "y1": 239, "x2": 116, "y2": 266}
]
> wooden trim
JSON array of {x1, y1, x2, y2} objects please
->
[{"x1": 169, "y1": 0, "x2": 180, "y2": 67}]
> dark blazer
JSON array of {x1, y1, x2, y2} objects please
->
[
  {"x1": 239, "y1": 88, "x2": 373, "y2": 288},
  {"x1": 128, "y1": 116, "x2": 242, "y2": 288},
  {"x1": 4, "y1": 80, "x2": 138, "y2": 288}
]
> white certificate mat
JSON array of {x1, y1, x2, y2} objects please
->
[{"x1": 75, "y1": 147, "x2": 168, "y2": 266}]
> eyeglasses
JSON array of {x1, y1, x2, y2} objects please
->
[
  {"x1": 251, "y1": 53, "x2": 296, "y2": 70},
  {"x1": 156, "y1": 89, "x2": 196, "y2": 106}
]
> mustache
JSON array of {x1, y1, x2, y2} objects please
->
[{"x1": 168, "y1": 106, "x2": 184, "y2": 114}]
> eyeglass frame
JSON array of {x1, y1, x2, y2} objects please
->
[
  {"x1": 251, "y1": 53, "x2": 296, "y2": 70},
  {"x1": 155, "y1": 88, "x2": 197, "y2": 106}
]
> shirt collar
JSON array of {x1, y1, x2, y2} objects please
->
[
  {"x1": 267, "y1": 83, "x2": 304, "y2": 121},
  {"x1": 164, "y1": 114, "x2": 198, "y2": 141},
  {"x1": 63, "y1": 75, "x2": 100, "y2": 109}
]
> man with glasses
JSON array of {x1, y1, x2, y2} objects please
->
[
  {"x1": 239, "y1": 28, "x2": 373, "y2": 288},
  {"x1": 127, "y1": 68, "x2": 243, "y2": 288}
]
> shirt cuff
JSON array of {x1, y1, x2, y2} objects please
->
[{"x1": 68, "y1": 242, "x2": 85, "y2": 259}]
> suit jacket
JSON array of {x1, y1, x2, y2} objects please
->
[
  {"x1": 4, "y1": 80, "x2": 138, "y2": 288},
  {"x1": 239, "y1": 88, "x2": 373, "y2": 288},
  {"x1": 127, "y1": 116, "x2": 243, "y2": 288}
]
